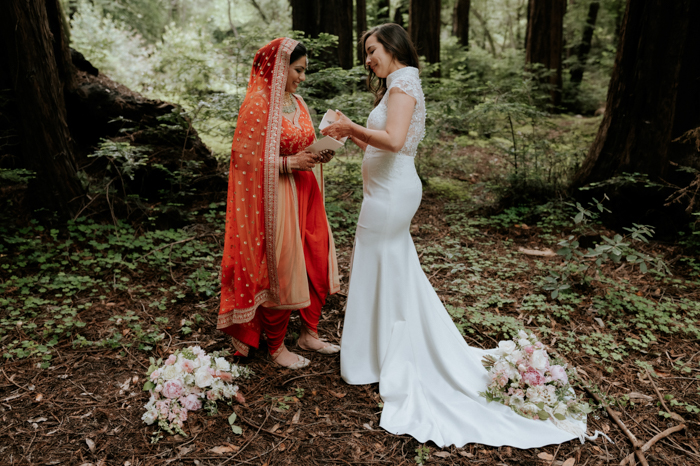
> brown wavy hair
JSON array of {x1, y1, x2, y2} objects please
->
[{"x1": 360, "y1": 23, "x2": 420, "y2": 107}]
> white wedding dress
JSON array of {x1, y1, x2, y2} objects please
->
[{"x1": 340, "y1": 67, "x2": 584, "y2": 448}]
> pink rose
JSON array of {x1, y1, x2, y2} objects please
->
[
  {"x1": 162, "y1": 379, "x2": 184, "y2": 399},
  {"x1": 522, "y1": 367, "x2": 545, "y2": 386},
  {"x1": 216, "y1": 370, "x2": 233, "y2": 382},
  {"x1": 524, "y1": 345, "x2": 534, "y2": 354},
  {"x1": 156, "y1": 400, "x2": 169, "y2": 417},
  {"x1": 150, "y1": 370, "x2": 161, "y2": 382},
  {"x1": 180, "y1": 359, "x2": 195, "y2": 373},
  {"x1": 165, "y1": 354, "x2": 177, "y2": 366},
  {"x1": 548, "y1": 365, "x2": 569, "y2": 385},
  {"x1": 206, "y1": 390, "x2": 218, "y2": 401},
  {"x1": 180, "y1": 394, "x2": 203, "y2": 411},
  {"x1": 235, "y1": 392, "x2": 246, "y2": 404}
]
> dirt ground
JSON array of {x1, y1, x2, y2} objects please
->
[{"x1": 1, "y1": 192, "x2": 699, "y2": 466}]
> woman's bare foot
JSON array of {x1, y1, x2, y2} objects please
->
[
  {"x1": 271, "y1": 345, "x2": 309, "y2": 369},
  {"x1": 297, "y1": 326, "x2": 340, "y2": 354}
]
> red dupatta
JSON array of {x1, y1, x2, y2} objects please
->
[{"x1": 218, "y1": 38, "x2": 299, "y2": 329}]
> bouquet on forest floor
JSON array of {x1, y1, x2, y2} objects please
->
[
  {"x1": 479, "y1": 330, "x2": 591, "y2": 436},
  {"x1": 141, "y1": 345, "x2": 252, "y2": 442}
]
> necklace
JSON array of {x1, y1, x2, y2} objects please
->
[{"x1": 282, "y1": 92, "x2": 297, "y2": 114}]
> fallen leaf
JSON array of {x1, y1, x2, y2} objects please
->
[
  {"x1": 627, "y1": 392, "x2": 653, "y2": 402},
  {"x1": 278, "y1": 443, "x2": 286, "y2": 452},
  {"x1": 209, "y1": 445, "x2": 238, "y2": 454},
  {"x1": 315, "y1": 407, "x2": 319, "y2": 416},
  {"x1": 433, "y1": 451, "x2": 451, "y2": 458},
  {"x1": 518, "y1": 247, "x2": 556, "y2": 257},
  {"x1": 538, "y1": 452, "x2": 554, "y2": 461},
  {"x1": 362, "y1": 423, "x2": 373, "y2": 430},
  {"x1": 292, "y1": 409, "x2": 301, "y2": 424},
  {"x1": 35, "y1": 393, "x2": 43, "y2": 402},
  {"x1": 85, "y1": 438, "x2": 96, "y2": 453},
  {"x1": 28, "y1": 417, "x2": 47, "y2": 423},
  {"x1": 458, "y1": 451, "x2": 474, "y2": 458},
  {"x1": 562, "y1": 458, "x2": 575, "y2": 466},
  {"x1": 269, "y1": 423, "x2": 280, "y2": 433},
  {"x1": 352, "y1": 432, "x2": 362, "y2": 438},
  {"x1": 330, "y1": 390, "x2": 346, "y2": 398},
  {"x1": 178, "y1": 445, "x2": 196, "y2": 456}
]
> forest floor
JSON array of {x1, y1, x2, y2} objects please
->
[{"x1": 2, "y1": 127, "x2": 700, "y2": 465}]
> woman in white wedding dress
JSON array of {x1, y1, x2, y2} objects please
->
[{"x1": 322, "y1": 24, "x2": 585, "y2": 448}]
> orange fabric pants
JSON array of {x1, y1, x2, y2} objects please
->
[{"x1": 222, "y1": 170, "x2": 330, "y2": 355}]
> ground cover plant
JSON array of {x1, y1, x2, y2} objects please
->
[{"x1": 2, "y1": 1, "x2": 699, "y2": 464}]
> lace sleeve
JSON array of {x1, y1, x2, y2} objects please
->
[{"x1": 388, "y1": 74, "x2": 422, "y2": 103}]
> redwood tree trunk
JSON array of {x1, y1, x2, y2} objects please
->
[
  {"x1": 409, "y1": 0, "x2": 441, "y2": 75},
  {"x1": 525, "y1": 0, "x2": 565, "y2": 108},
  {"x1": 570, "y1": 1, "x2": 600, "y2": 86},
  {"x1": 452, "y1": 0, "x2": 470, "y2": 48},
  {"x1": 0, "y1": 0, "x2": 84, "y2": 220},
  {"x1": 377, "y1": 0, "x2": 390, "y2": 24},
  {"x1": 356, "y1": 0, "x2": 367, "y2": 63},
  {"x1": 571, "y1": 0, "x2": 700, "y2": 188},
  {"x1": 325, "y1": 0, "x2": 353, "y2": 69},
  {"x1": 291, "y1": 0, "x2": 321, "y2": 37},
  {"x1": 393, "y1": 0, "x2": 406, "y2": 28}
]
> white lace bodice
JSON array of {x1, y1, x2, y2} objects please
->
[{"x1": 365, "y1": 67, "x2": 425, "y2": 158}]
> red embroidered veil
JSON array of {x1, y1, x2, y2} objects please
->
[{"x1": 218, "y1": 38, "x2": 297, "y2": 329}]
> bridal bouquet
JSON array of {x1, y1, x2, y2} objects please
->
[
  {"x1": 480, "y1": 330, "x2": 591, "y2": 426},
  {"x1": 141, "y1": 346, "x2": 251, "y2": 441}
]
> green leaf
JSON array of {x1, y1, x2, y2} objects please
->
[
  {"x1": 142, "y1": 380, "x2": 155, "y2": 391},
  {"x1": 537, "y1": 410, "x2": 550, "y2": 420},
  {"x1": 231, "y1": 425, "x2": 243, "y2": 435},
  {"x1": 228, "y1": 412, "x2": 237, "y2": 425},
  {"x1": 554, "y1": 413, "x2": 566, "y2": 421}
]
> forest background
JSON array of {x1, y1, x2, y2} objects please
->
[{"x1": 1, "y1": 0, "x2": 699, "y2": 465}]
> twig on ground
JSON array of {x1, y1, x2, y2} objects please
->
[
  {"x1": 584, "y1": 386, "x2": 649, "y2": 466},
  {"x1": 218, "y1": 407, "x2": 273, "y2": 465},
  {"x1": 619, "y1": 424, "x2": 686, "y2": 466},
  {"x1": 282, "y1": 370, "x2": 335, "y2": 386},
  {"x1": 646, "y1": 368, "x2": 684, "y2": 422}
]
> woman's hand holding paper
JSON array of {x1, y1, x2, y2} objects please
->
[{"x1": 321, "y1": 111, "x2": 355, "y2": 140}]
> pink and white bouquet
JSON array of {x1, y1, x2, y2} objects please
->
[
  {"x1": 141, "y1": 346, "x2": 251, "y2": 441},
  {"x1": 480, "y1": 330, "x2": 591, "y2": 428}
]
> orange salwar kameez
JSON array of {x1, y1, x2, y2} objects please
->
[{"x1": 217, "y1": 38, "x2": 339, "y2": 357}]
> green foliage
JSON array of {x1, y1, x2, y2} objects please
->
[{"x1": 414, "y1": 445, "x2": 430, "y2": 465}]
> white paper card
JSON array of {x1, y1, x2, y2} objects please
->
[
  {"x1": 319, "y1": 109, "x2": 348, "y2": 143},
  {"x1": 306, "y1": 136, "x2": 344, "y2": 154}
]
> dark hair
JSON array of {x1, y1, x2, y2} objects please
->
[
  {"x1": 290, "y1": 42, "x2": 307, "y2": 64},
  {"x1": 360, "y1": 23, "x2": 420, "y2": 106}
]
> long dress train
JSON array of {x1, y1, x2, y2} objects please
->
[{"x1": 339, "y1": 66, "x2": 585, "y2": 448}]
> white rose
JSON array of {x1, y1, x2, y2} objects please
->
[
  {"x1": 161, "y1": 365, "x2": 181, "y2": 381},
  {"x1": 518, "y1": 338, "x2": 531, "y2": 348},
  {"x1": 530, "y1": 350, "x2": 549, "y2": 371},
  {"x1": 554, "y1": 401, "x2": 568, "y2": 416},
  {"x1": 194, "y1": 367, "x2": 214, "y2": 388},
  {"x1": 526, "y1": 386, "x2": 545, "y2": 404},
  {"x1": 222, "y1": 384, "x2": 238, "y2": 398},
  {"x1": 517, "y1": 330, "x2": 529, "y2": 340},
  {"x1": 141, "y1": 408, "x2": 158, "y2": 425},
  {"x1": 215, "y1": 357, "x2": 231, "y2": 372},
  {"x1": 506, "y1": 350, "x2": 523, "y2": 364},
  {"x1": 498, "y1": 340, "x2": 516, "y2": 355}
]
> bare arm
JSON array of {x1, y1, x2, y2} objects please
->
[{"x1": 321, "y1": 88, "x2": 416, "y2": 152}]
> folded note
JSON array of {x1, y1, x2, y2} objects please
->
[
  {"x1": 306, "y1": 136, "x2": 344, "y2": 154},
  {"x1": 306, "y1": 109, "x2": 347, "y2": 154}
]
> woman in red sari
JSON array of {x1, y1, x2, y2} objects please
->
[{"x1": 218, "y1": 38, "x2": 341, "y2": 369}]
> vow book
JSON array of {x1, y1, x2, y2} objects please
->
[{"x1": 306, "y1": 110, "x2": 347, "y2": 154}]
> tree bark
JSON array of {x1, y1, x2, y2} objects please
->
[
  {"x1": 329, "y1": 0, "x2": 354, "y2": 69},
  {"x1": 525, "y1": 0, "x2": 566, "y2": 108},
  {"x1": 0, "y1": 0, "x2": 84, "y2": 220},
  {"x1": 569, "y1": 1, "x2": 599, "y2": 86},
  {"x1": 377, "y1": 0, "x2": 390, "y2": 24},
  {"x1": 356, "y1": 0, "x2": 367, "y2": 63},
  {"x1": 291, "y1": 0, "x2": 321, "y2": 37},
  {"x1": 393, "y1": 0, "x2": 406, "y2": 28},
  {"x1": 571, "y1": 0, "x2": 700, "y2": 188},
  {"x1": 409, "y1": 0, "x2": 441, "y2": 75},
  {"x1": 452, "y1": 0, "x2": 470, "y2": 48}
]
